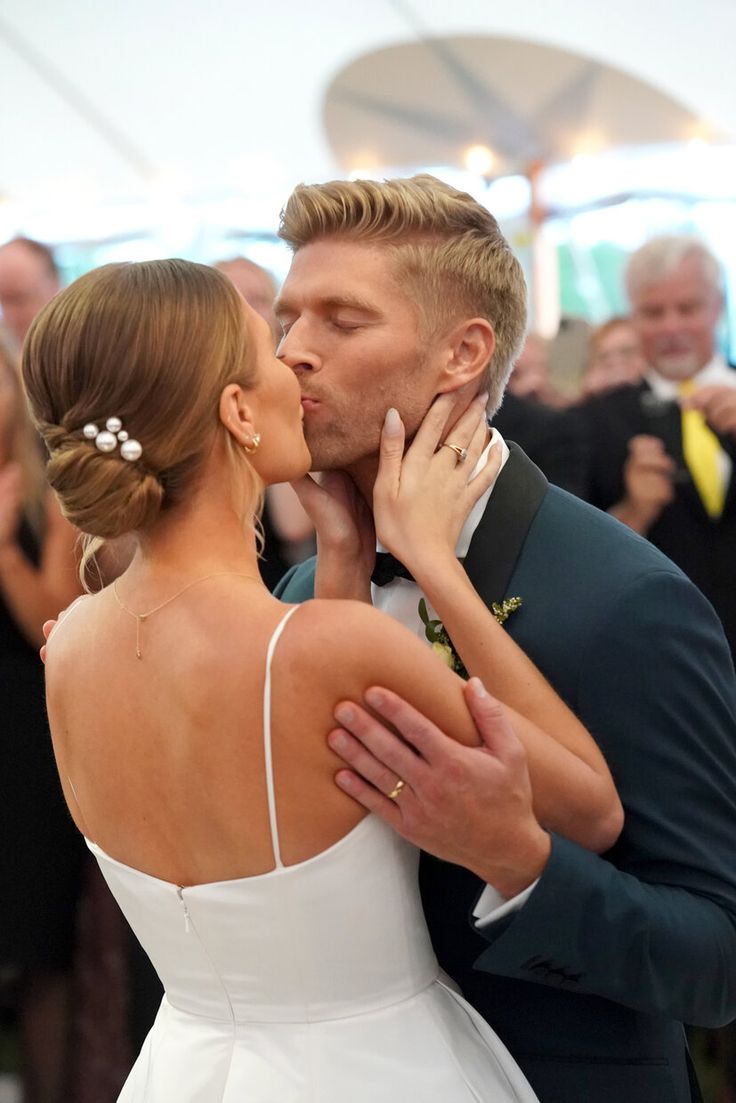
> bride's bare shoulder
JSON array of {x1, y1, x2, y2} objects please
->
[
  {"x1": 276, "y1": 598, "x2": 435, "y2": 682},
  {"x1": 43, "y1": 592, "x2": 99, "y2": 663},
  {"x1": 284, "y1": 597, "x2": 403, "y2": 638}
]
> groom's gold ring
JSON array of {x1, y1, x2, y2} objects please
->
[
  {"x1": 387, "y1": 778, "x2": 406, "y2": 800},
  {"x1": 441, "y1": 442, "x2": 468, "y2": 463}
]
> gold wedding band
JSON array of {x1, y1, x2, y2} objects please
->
[
  {"x1": 387, "y1": 778, "x2": 406, "y2": 800},
  {"x1": 441, "y1": 442, "x2": 468, "y2": 462}
]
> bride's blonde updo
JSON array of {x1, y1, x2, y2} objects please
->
[{"x1": 22, "y1": 259, "x2": 259, "y2": 544}]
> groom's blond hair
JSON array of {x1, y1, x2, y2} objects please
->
[{"x1": 278, "y1": 174, "x2": 527, "y2": 413}]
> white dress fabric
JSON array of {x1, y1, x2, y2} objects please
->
[{"x1": 87, "y1": 608, "x2": 539, "y2": 1102}]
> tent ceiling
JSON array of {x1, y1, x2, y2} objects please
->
[
  {"x1": 0, "y1": 1, "x2": 734, "y2": 226},
  {"x1": 325, "y1": 36, "x2": 708, "y2": 177}
]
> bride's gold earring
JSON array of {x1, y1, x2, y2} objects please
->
[{"x1": 244, "y1": 433, "x2": 261, "y2": 454}]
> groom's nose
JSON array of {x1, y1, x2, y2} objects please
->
[{"x1": 277, "y1": 325, "x2": 321, "y2": 375}]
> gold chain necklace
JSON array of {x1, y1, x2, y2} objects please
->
[{"x1": 112, "y1": 572, "x2": 261, "y2": 659}]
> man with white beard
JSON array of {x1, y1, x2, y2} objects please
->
[{"x1": 582, "y1": 235, "x2": 736, "y2": 660}]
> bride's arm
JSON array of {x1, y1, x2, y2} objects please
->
[
  {"x1": 371, "y1": 396, "x2": 622, "y2": 851},
  {"x1": 290, "y1": 472, "x2": 374, "y2": 602},
  {"x1": 311, "y1": 598, "x2": 618, "y2": 899}
]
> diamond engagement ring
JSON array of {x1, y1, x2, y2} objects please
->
[
  {"x1": 441, "y1": 442, "x2": 468, "y2": 462},
  {"x1": 387, "y1": 779, "x2": 406, "y2": 800}
]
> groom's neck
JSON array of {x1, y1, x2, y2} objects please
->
[{"x1": 341, "y1": 454, "x2": 380, "y2": 512}]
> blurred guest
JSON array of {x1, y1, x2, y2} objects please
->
[
  {"x1": 583, "y1": 316, "x2": 647, "y2": 398},
  {"x1": 214, "y1": 257, "x2": 280, "y2": 341},
  {"x1": 547, "y1": 314, "x2": 593, "y2": 402},
  {"x1": 0, "y1": 239, "x2": 60, "y2": 352},
  {"x1": 491, "y1": 391, "x2": 588, "y2": 498},
  {"x1": 0, "y1": 338, "x2": 82, "y2": 1103},
  {"x1": 498, "y1": 331, "x2": 588, "y2": 496},
  {"x1": 214, "y1": 256, "x2": 314, "y2": 587},
  {"x1": 509, "y1": 331, "x2": 570, "y2": 407},
  {"x1": 581, "y1": 235, "x2": 736, "y2": 660},
  {"x1": 507, "y1": 332, "x2": 551, "y2": 402}
]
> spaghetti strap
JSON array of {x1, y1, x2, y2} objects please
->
[{"x1": 262, "y1": 605, "x2": 300, "y2": 869}]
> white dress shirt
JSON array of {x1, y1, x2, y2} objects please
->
[{"x1": 371, "y1": 429, "x2": 538, "y2": 927}]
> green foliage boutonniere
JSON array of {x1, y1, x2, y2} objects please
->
[
  {"x1": 418, "y1": 596, "x2": 523, "y2": 679},
  {"x1": 490, "y1": 596, "x2": 524, "y2": 625}
]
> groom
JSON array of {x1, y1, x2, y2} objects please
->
[{"x1": 273, "y1": 175, "x2": 736, "y2": 1103}]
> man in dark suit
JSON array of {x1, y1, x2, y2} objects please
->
[
  {"x1": 273, "y1": 176, "x2": 736, "y2": 1103},
  {"x1": 491, "y1": 390, "x2": 588, "y2": 498},
  {"x1": 580, "y1": 236, "x2": 736, "y2": 661}
]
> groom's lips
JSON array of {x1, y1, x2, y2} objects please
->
[{"x1": 300, "y1": 397, "x2": 320, "y2": 413}]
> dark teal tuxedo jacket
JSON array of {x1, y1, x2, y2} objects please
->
[{"x1": 275, "y1": 444, "x2": 736, "y2": 1103}]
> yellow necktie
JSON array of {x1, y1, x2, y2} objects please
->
[{"x1": 678, "y1": 380, "x2": 725, "y2": 519}]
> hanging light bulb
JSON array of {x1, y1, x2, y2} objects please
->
[{"x1": 464, "y1": 145, "x2": 495, "y2": 177}]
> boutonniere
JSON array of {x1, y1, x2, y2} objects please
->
[
  {"x1": 490, "y1": 596, "x2": 523, "y2": 625},
  {"x1": 418, "y1": 596, "x2": 523, "y2": 678}
]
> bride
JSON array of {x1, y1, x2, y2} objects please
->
[{"x1": 23, "y1": 259, "x2": 620, "y2": 1102}]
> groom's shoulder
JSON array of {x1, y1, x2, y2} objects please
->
[
  {"x1": 273, "y1": 556, "x2": 317, "y2": 601},
  {"x1": 529, "y1": 483, "x2": 684, "y2": 581},
  {"x1": 511, "y1": 485, "x2": 724, "y2": 659}
]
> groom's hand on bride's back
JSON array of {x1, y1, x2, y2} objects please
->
[
  {"x1": 328, "y1": 679, "x2": 551, "y2": 900},
  {"x1": 40, "y1": 614, "x2": 61, "y2": 664}
]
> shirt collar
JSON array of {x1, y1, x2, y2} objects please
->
[{"x1": 645, "y1": 353, "x2": 736, "y2": 399}]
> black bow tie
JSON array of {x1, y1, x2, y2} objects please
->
[{"x1": 371, "y1": 552, "x2": 415, "y2": 587}]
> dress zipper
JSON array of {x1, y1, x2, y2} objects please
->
[{"x1": 176, "y1": 887, "x2": 192, "y2": 933}]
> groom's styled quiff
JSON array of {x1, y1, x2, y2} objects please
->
[{"x1": 278, "y1": 174, "x2": 528, "y2": 410}]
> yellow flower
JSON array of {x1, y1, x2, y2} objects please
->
[{"x1": 431, "y1": 641, "x2": 455, "y2": 668}]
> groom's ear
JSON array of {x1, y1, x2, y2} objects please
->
[{"x1": 434, "y1": 318, "x2": 495, "y2": 395}]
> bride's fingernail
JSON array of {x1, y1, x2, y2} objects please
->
[
  {"x1": 384, "y1": 408, "x2": 401, "y2": 434},
  {"x1": 477, "y1": 391, "x2": 489, "y2": 407},
  {"x1": 468, "y1": 677, "x2": 488, "y2": 699}
]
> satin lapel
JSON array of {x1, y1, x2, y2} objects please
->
[{"x1": 463, "y1": 442, "x2": 548, "y2": 607}]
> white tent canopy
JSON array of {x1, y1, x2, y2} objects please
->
[{"x1": 1, "y1": 0, "x2": 735, "y2": 238}]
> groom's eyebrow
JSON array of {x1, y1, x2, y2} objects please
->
[
  {"x1": 322, "y1": 294, "x2": 382, "y2": 316},
  {"x1": 274, "y1": 292, "x2": 381, "y2": 318}
]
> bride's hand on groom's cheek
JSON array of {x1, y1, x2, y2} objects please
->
[
  {"x1": 373, "y1": 393, "x2": 498, "y2": 574},
  {"x1": 328, "y1": 679, "x2": 551, "y2": 900}
]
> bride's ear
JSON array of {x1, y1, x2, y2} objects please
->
[{"x1": 219, "y1": 384, "x2": 258, "y2": 448}]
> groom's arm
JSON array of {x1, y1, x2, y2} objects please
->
[
  {"x1": 471, "y1": 568, "x2": 736, "y2": 1027},
  {"x1": 334, "y1": 567, "x2": 736, "y2": 1027}
]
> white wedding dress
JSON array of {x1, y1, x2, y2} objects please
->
[{"x1": 87, "y1": 608, "x2": 539, "y2": 1102}]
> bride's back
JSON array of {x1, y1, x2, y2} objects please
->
[
  {"x1": 22, "y1": 257, "x2": 364, "y2": 885},
  {"x1": 45, "y1": 579, "x2": 371, "y2": 887}
]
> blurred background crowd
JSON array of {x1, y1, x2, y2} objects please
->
[{"x1": 2, "y1": 1, "x2": 736, "y2": 1100}]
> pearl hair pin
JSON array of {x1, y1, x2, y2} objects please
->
[{"x1": 83, "y1": 417, "x2": 143, "y2": 462}]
